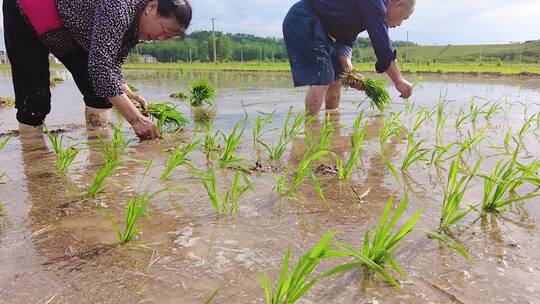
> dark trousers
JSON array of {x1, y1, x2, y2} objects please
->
[{"x1": 2, "y1": 0, "x2": 111, "y2": 126}]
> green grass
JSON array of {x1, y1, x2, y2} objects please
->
[
  {"x1": 45, "y1": 126, "x2": 80, "y2": 174},
  {"x1": 333, "y1": 196, "x2": 423, "y2": 288},
  {"x1": 336, "y1": 111, "x2": 368, "y2": 180},
  {"x1": 120, "y1": 60, "x2": 540, "y2": 76},
  {"x1": 219, "y1": 122, "x2": 246, "y2": 168},
  {"x1": 259, "y1": 231, "x2": 346, "y2": 304},
  {"x1": 258, "y1": 109, "x2": 305, "y2": 161},
  {"x1": 439, "y1": 158, "x2": 481, "y2": 232},
  {"x1": 198, "y1": 168, "x2": 253, "y2": 215},
  {"x1": 106, "y1": 190, "x2": 164, "y2": 244},
  {"x1": 145, "y1": 102, "x2": 189, "y2": 133},
  {"x1": 161, "y1": 134, "x2": 200, "y2": 180}
]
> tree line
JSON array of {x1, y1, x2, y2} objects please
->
[{"x1": 132, "y1": 31, "x2": 417, "y2": 63}]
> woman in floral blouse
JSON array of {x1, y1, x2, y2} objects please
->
[{"x1": 3, "y1": 0, "x2": 192, "y2": 139}]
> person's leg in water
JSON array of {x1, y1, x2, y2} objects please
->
[
  {"x1": 3, "y1": 0, "x2": 51, "y2": 136},
  {"x1": 324, "y1": 79, "x2": 342, "y2": 111},
  {"x1": 305, "y1": 85, "x2": 329, "y2": 115},
  {"x1": 57, "y1": 49, "x2": 112, "y2": 138}
]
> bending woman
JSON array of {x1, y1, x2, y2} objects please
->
[{"x1": 3, "y1": 0, "x2": 192, "y2": 139}]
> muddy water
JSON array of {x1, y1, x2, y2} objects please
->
[{"x1": 0, "y1": 69, "x2": 539, "y2": 303}]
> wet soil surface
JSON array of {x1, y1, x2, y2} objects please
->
[{"x1": 0, "y1": 70, "x2": 540, "y2": 303}]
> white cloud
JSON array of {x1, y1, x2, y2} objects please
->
[{"x1": 0, "y1": 0, "x2": 538, "y2": 45}]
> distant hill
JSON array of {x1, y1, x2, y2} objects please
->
[{"x1": 355, "y1": 40, "x2": 540, "y2": 64}]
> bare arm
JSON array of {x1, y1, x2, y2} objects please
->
[
  {"x1": 108, "y1": 94, "x2": 159, "y2": 139},
  {"x1": 385, "y1": 61, "x2": 412, "y2": 98}
]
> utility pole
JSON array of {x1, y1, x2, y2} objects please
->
[
  {"x1": 211, "y1": 18, "x2": 217, "y2": 63},
  {"x1": 405, "y1": 30, "x2": 411, "y2": 63}
]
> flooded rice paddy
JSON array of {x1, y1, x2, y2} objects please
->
[{"x1": 0, "y1": 69, "x2": 540, "y2": 303}]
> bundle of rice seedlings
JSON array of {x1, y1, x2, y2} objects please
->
[
  {"x1": 144, "y1": 102, "x2": 189, "y2": 132},
  {"x1": 52, "y1": 76, "x2": 64, "y2": 83},
  {"x1": 340, "y1": 70, "x2": 390, "y2": 112},
  {"x1": 189, "y1": 80, "x2": 216, "y2": 107},
  {"x1": 170, "y1": 92, "x2": 188, "y2": 100}
]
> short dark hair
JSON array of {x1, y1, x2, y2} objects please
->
[{"x1": 157, "y1": 0, "x2": 192, "y2": 30}]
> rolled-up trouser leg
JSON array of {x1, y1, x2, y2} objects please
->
[{"x1": 3, "y1": 0, "x2": 52, "y2": 126}]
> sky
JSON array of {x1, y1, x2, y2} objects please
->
[
  {"x1": 187, "y1": 0, "x2": 540, "y2": 45},
  {"x1": 0, "y1": 0, "x2": 539, "y2": 46}
]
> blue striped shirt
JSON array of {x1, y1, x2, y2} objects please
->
[{"x1": 311, "y1": 0, "x2": 397, "y2": 73}]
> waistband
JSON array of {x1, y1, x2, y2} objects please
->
[{"x1": 18, "y1": 0, "x2": 62, "y2": 35}]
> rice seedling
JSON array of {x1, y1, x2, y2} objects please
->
[
  {"x1": 170, "y1": 91, "x2": 188, "y2": 100},
  {"x1": 0, "y1": 134, "x2": 12, "y2": 150},
  {"x1": 274, "y1": 167, "x2": 290, "y2": 199},
  {"x1": 454, "y1": 107, "x2": 470, "y2": 131},
  {"x1": 469, "y1": 97, "x2": 485, "y2": 125},
  {"x1": 259, "y1": 231, "x2": 347, "y2": 304},
  {"x1": 0, "y1": 96, "x2": 15, "y2": 107},
  {"x1": 379, "y1": 111, "x2": 404, "y2": 144},
  {"x1": 340, "y1": 70, "x2": 391, "y2": 112},
  {"x1": 144, "y1": 102, "x2": 189, "y2": 133},
  {"x1": 336, "y1": 111, "x2": 368, "y2": 180},
  {"x1": 400, "y1": 135, "x2": 430, "y2": 172},
  {"x1": 480, "y1": 151, "x2": 540, "y2": 214},
  {"x1": 87, "y1": 161, "x2": 119, "y2": 198},
  {"x1": 511, "y1": 160, "x2": 540, "y2": 190},
  {"x1": 0, "y1": 201, "x2": 5, "y2": 216},
  {"x1": 219, "y1": 121, "x2": 246, "y2": 168},
  {"x1": 287, "y1": 115, "x2": 334, "y2": 200},
  {"x1": 189, "y1": 80, "x2": 216, "y2": 107},
  {"x1": 107, "y1": 189, "x2": 165, "y2": 244},
  {"x1": 379, "y1": 152, "x2": 401, "y2": 184},
  {"x1": 423, "y1": 229, "x2": 473, "y2": 264},
  {"x1": 332, "y1": 196, "x2": 423, "y2": 288},
  {"x1": 258, "y1": 109, "x2": 305, "y2": 161},
  {"x1": 202, "y1": 121, "x2": 221, "y2": 153},
  {"x1": 409, "y1": 109, "x2": 428, "y2": 137},
  {"x1": 44, "y1": 125, "x2": 80, "y2": 174},
  {"x1": 52, "y1": 76, "x2": 64, "y2": 83},
  {"x1": 458, "y1": 127, "x2": 488, "y2": 156},
  {"x1": 161, "y1": 134, "x2": 200, "y2": 180},
  {"x1": 96, "y1": 125, "x2": 129, "y2": 164},
  {"x1": 435, "y1": 93, "x2": 449, "y2": 142},
  {"x1": 484, "y1": 101, "x2": 501, "y2": 120},
  {"x1": 252, "y1": 111, "x2": 275, "y2": 147},
  {"x1": 438, "y1": 157, "x2": 481, "y2": 233},
  {"x1": 199, "y1": 168, "x2": 253, "y2": 215},
  {"x1": 518, "y1": 113, "x2": 536, "y2": 138},
  {"x1": 428, "y1": 142, "x2": 458, "y2": 168}
]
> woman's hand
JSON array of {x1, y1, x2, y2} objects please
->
[
  {"x1": 130, "y1": 115, "x2": 160, "y2": 140},
  {"x1": 108, "y1": 94, "x2": 160, "y2": 140}
]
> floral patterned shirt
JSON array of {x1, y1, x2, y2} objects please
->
[{"x1": 19, "y1": 0, "x2": 147, "y2": 98}]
